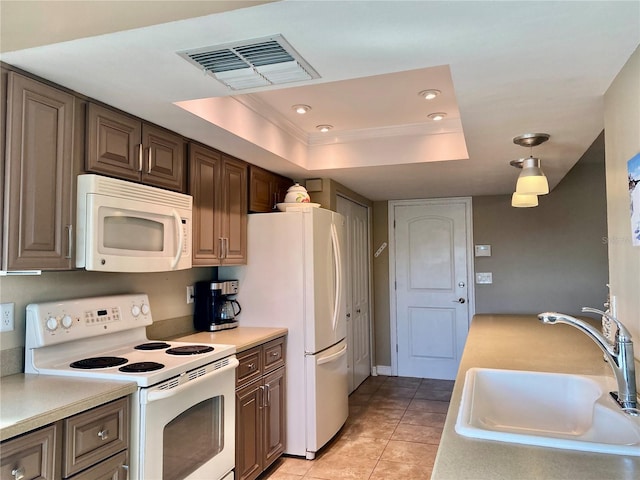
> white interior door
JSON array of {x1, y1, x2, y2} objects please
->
[
  {"x1": 391, "y1": 199, "x2": 472, "y2": 380},
  {"x1": 337, "y1": 196, "x2": 371, "y2": 393}
]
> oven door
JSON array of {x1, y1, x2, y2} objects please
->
[{"x1": 138, "y1": 356, "x2": 238, "y2": 480}]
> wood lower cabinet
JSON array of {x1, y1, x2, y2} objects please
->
[
  {"x1": 248, "y1": 165, "x2": 292, "y2": 212},
  {"x1": 3, "y1": 71, "x2": 78, "y2": 271},
  {"x1": 0, "y1": 398, "x2": 129, "y2": 480},
  {"x1": 190, "y1": 142, "x2": 247, "y2": 265},
  {"x1": 236, "y1": 337, "x2": 286, "y2": 480},
  {"x1": 0, "y1": 424, "x2": 60, "y2": 480},
  {"x1": 86, "y1": 102, "x2": 186, "y2": 192}
]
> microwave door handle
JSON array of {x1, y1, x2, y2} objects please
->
[{"x1": 171, "y1": 209, "x2": 183, "y2": 269}]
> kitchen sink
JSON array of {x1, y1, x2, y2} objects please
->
[{"x1": 455, "y1": 368, "x2": 640, "y2": 456}]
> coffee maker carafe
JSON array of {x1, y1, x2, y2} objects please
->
[{"x1": 194, "y1": 280, "x2": 241, "y2": 331}]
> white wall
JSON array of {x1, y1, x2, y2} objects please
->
[{"x1": 604, "y1": 46, "x2": 640, "y2": 372}]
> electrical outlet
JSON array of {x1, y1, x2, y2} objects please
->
[
  {"x1": 186, "y1": 286, "x2": 194, "y2": 304},
  {"x1": 0, "y1": 303, "x2": 15, "y2": 332}
]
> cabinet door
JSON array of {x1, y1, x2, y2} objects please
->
[
  {"x1": 236, "y1": 381, "x2": 263, "y2": 480},
  {"x1": 273, "y1": 175, "x2": 293, "y2": 207},
  {"x1": 262, "y1": 367, "x2": 286, "y2": 470},
  {"x1": 141, "y1": 124, "x2": 186, "y2": 192},
  {"x1": 189, "y1": 143, "x2": 222, "y2": 265},
  {"x1": 68, "y1": 450, "x2": 127, "y2": 480},
  {"x1": 4, "y1": 72, "x2": 75, "y2": 270},
  {"x1": 86, "y1": 103, "x2": 141, "y2": 182},
  {"x1": 0, "y1": 424, "x2": 59, "y2": 480},
  {"x1": 220, "y1": 155, "x2": 247, "y2": 264},
  {"x1": 248, "y1": 166, "x2": 274, "y2": 213}
]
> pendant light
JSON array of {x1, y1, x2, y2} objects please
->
[
  {"x1": 511, "y1": 192, "x2": 539, "y2": 208},
  {"x1": 511, "y1": 133, "x2": 550, "y2": 196}
]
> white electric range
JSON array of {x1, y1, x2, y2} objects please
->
[{"x1": 25, "y1": 293, "x2": 238, "y2": 480}]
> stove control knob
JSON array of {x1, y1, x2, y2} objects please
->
[
  {"x1": 61, "y1": 315, "x2": 73, "y2": 329},
  {"x1": 131, "y1": 305, "x2": 141, "y2": 317},
  {"x1": 141, "y1": 304, "x2": 150, "y2": 315},
  {"x1": 46, "y1": 316, "x2": 58, "y2": 331}
]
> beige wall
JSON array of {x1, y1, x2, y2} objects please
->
[
  {"x1": 372, "y1": 201, "x2": 390, "y2": 367},
  {"x1": 371, "y1": 134, "x2": 609, "y2": 368},
  {"x1": 473, "y1": 133, "x2": 609, "y2": 316},
  {"x1": 604, "y1": 46, "x2": 640, "y2": 368},
  {"x1": 0, "y1": 267, "x2": 215, "y2": 376}
]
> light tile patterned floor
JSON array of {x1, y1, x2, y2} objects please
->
[{"x1": 260, "y1": 375, "x2": 453, "y2": 480}]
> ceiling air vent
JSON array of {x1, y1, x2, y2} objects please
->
[{"x1": 178, "y1": 35, "x2": 320, "y2": 90}]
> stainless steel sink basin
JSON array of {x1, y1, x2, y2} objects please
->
[{"x1": 455, "y1": 368, "x2": 640, "y2": 456}]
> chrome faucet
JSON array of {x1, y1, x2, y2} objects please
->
[{"x1": 538, "y1": 308, "x2": 638, "y2": 411}]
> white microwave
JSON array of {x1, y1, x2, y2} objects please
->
[{"x1": 76, "y1": 174, "x2": 192, "y2": 272}]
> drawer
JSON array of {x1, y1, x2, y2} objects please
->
[
  {"x1": 263, "y1": 336, "x2": 286, "y2": 373},
  {"x1": 236, "y1": 346, "x2": 262, "y2": 388},
  {"x1": 63, "y1": 397, "x2": 129, "y2": 477},
  {"x1": 1, "y1": 424, "x2": 59, "y2": 480},
  {"x1": 69, "y1": 450, "x2": 127, "y2": 480}
]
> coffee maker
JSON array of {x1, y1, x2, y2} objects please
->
[{"x1": 194, "y1": 280, "x2": 241, "y2": 331}]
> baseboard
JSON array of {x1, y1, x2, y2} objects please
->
[{"x1": 375, "y1": 365, "x2": 392, "y2": 376}]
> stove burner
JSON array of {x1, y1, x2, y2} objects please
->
[
  {"x1": 165, "y1": 345, "x2": 214, "y2": 355},
  {"x1": 119, "y1": 361, "x2": 164, "y2": 373},
  {"x1": 70, "y1": 356, "x2": 128, "y2": 369},
  {"x1": 134, "y1": 342, "x2": 171, "y2": 350}
]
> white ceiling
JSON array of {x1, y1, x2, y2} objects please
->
[{"x1": 1, "y1": 1, "x2": 639, "y2": 201}]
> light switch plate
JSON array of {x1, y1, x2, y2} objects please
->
[
  {"x1": 475, "y1": 245, "x2": 491, "y2": 257},
  {"x1": 476, "y1": 272, "x2": 493, "y2": 284}
]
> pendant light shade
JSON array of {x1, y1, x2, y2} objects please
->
[
  {"x1": 515, "y1": 157, "x2": 549, "y2": 195},
  {"x1": 511, "y1": 192, "x2": 539, "y2": 208}
]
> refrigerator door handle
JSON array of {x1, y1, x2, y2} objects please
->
[
  {"x1": 330, "y1": 222, "x2": 342, "y2": 332},
  {"x1": 316, "y1": 344, "x2": 348, "y2": 365}
]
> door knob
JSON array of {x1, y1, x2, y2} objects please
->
[{"x1": 453, "y1": 298, "x2": 466, "y2": 304}]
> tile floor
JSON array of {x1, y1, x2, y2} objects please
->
[{"x1": 261, "y1": 375, "x2": 454, "y2": 480}]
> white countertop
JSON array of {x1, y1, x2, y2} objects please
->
[
  {"x1": 0, "y1": 374, "x2": 136, "y2": 442},
  {"x1": 431, "y1": 314, "x2": 640, "y2": 479}
]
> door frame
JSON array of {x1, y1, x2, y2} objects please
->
[
  {"x1": 336, "y1": 193, "x2": 375, "y2": 381},
  {"x1": 388, "y1": 197, "x2": 475, "y2": 376}
]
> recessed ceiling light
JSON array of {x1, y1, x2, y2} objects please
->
[
  {"x1": 316, "y1": 125, "x2": 333, "y2": 132},
  {"x1": 419, "y1": 89, "x2": 441, "y2": 100},
  {"x1": 292, "y1": 104, "x2": 311, "y2": 114},
  {"x1": 428, "y1": 112, "x2": 447, "y2": 121}
]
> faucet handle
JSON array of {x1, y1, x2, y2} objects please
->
[{"x1": 582, "y1": 307, "x2": 632, "y2": 341}]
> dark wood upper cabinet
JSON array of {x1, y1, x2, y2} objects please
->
[
  {"x1": 189, "y1": 143, "x2": 247, "y2": 266},
  {"x1": 86, "y1": 103, "x2": 186, "y2": 192},
  {"x1": 248, "y1": 165, "x2": 292, "y2": 212},
  {"x1": 3, "y1": 72, "x2": 77, "y2": 271}
]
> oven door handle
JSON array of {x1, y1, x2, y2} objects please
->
[{"x1": 143, "y1": 357, "x2": 238, "y2": 404}]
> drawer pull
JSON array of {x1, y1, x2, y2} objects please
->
[
  {"x1": 270, "y1": 351, "x2": 279, "y2": 357},
  {"x1": 247, "y1": 362, "x2": 256, "y2": 371},
  {"x1": 97, "y1": 428, "x2": 109, "y2": 440},
  {"x1": 11, "y1": 467, "x2": 25, "y2": 480}
]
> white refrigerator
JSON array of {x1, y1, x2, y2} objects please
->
[{"x1": 225, "y1": 206, "x2": 348, "y2": 459}]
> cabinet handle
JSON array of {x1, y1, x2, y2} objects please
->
[
  {"x1": 65, "y1": 224, "x2": 73, "y2": 259},
  {"x1": 97, "y1": 428, "x2": 109, "y2": 440},
  {"x1": 264, "y1": 383, "x2": 271, "y2": 407},
  {"x1": 219, "y1": 238, "x2": 224, "y2": 259},
  {"x1": 246, "y1": 362, "x2": 256, "y2": 371},
  {"x1": 121, "y1": 464, "x2": 129, "y2": 480},
  {"x1": 147, "y1": 146, "x2": 152, "y2": 174},
  {"x1": 137, "y1": 144, "x2": 143, "y2": 172},
  {"x1": 224, "y1": 238, "x2": 229, "y2": 258},
  {"x1": 259, "y1": 385, "x2": 265, "y2": 409},
  {"x1": 11, "y1": 467, "x2": 25, "y2": 480}
]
